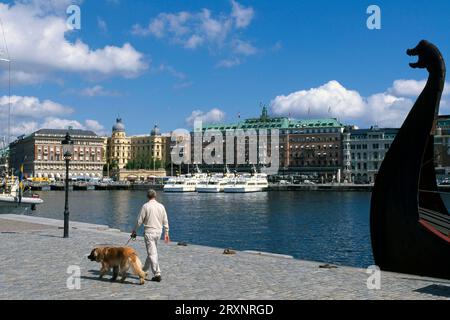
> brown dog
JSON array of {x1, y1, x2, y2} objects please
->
[{"x1": 88, "y1": 246, "x2": 146, "y2": 285}]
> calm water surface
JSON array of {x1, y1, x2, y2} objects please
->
[{"x1": 32, "y1": 190, "x2": 374, "y2": 268}]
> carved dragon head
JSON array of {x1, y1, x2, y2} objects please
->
[{"x1": 407, "y1": 40, "x2": 445, "y2": 75}]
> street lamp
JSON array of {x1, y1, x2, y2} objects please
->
[{"x1": 61, "y1": 132, "x2": 74, "y2": 238}]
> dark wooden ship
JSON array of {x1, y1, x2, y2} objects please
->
[{"x1": 370, "y1": 40, "x2": 450, "y2": 280}]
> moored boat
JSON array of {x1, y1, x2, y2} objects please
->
[
  {"x1": 0, "y1": 177, "x2": 44, "y2": 213},
  {"x1": 196, "y1": 174, "x2": 231, "y2": 193},
  {"x1": 163, "y1": 176, "x2": 197, "y2": 192},
  {"x1": 223, "y1": 173, "x2": 268, "y2": 193}
]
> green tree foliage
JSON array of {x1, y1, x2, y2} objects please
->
[{"x1": 125, "y1": 155, "x2": 164, "y2": 170}]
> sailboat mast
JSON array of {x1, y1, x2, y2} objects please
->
[
  {"x1": 7, "y1": 59, "x2": 10, "y2": 145},
  {"x1": 0, "y1": 17, "x2": 11, "y2": 176}
]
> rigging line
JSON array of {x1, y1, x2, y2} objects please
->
[
  {"x1": 0, "y1": 16, "x2": 11, "y2": 145},
  {"x1": 0, "y1": 17, "x2": 10, "y2": 59}
]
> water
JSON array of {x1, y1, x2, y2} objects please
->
[{"x1": 29, "y1": 190, "x2": 374, "y2": 268}]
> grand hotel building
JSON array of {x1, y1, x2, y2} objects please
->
[{"x1": 191, "y1": 107, "x2": 346, "y2": 179}]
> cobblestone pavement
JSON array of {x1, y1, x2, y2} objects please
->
[{"x1": 0, "y1": 215, "x2": 449, "y2": 300}]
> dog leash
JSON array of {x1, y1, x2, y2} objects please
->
[
  {"x1": 124, "y1": 234, "x2": 137, "y2": 246},
  {"x1": 92, "y1": 234, "x2": 136, "y2": 248}
]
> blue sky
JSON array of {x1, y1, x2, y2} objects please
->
[{"x1": 1, "y1": 0, "x2": 450, "y2": 141}]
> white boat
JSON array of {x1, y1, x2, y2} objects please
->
[
  {"x1": 196, "y1": 174, "x2": 232, "y2": 193},
  {"x1": 163, "y1": 176, "x2": 197, "y2": 192},
  {"x1": 164, "y1": 165, "x2": 209, "y2": 192},
  {"x1": 0, "y1": 178, "x2": 44, "y2": 213},
  {"x1": 223, "y1": 173, "x2": 269, "y2": 193}
]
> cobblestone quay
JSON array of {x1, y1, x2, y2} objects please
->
[{"x1": 0, "y1": 214, "x2": 449, "y2": 300}]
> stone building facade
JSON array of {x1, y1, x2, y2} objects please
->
[
  {"x1": 106, "y1": 118, "x2": 170, "y2": 179},
  {"x1": 8, "y1": 129, "x2": 104, "y2": 179},
  {"x1": 435, "y1": 115, "x2": 450, "y2": 173},
  {"x1": 343, "y1": 126, "x2": 399, "y2": 183}
]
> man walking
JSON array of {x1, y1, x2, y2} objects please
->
[{"x1": 131, "y1": 189, "x2": 169, "y2": 282}]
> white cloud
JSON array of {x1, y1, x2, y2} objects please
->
[
  {"x1": 232, "y1": 39, "x2": 257, "y2": 56},
  {"x1": 3, "y1": 117, "x2": 107, "y2": 137},
  {"x1": 20, "y1": 0, "x2": 83, "y2": 15},
  {"x1": 271, "y1": 81, "x2": 366, "y2": 121},
  {"x1": 156, "y1": 64, "x2": 186, "y2": 80},
  {"x1": 39, "y1": 117, "x2": 107, "y2": 135},
  {"x1": 153, "y1": 63, "x2": 190, "y2": 88},
  {"x1": 84, "y1": 119, "x2": 106, "y2": 135},
  {"x1": 173, "y1": 81, "x2": 193, "y2": 90},
  {"x1": 184, "y1": 34, "x2": 204, "y2": 49},
  {"x1": 8, "y1": 121, "x2": 39, "y2": 137},
  {"x1": 97, "y1": 16, "x2": 108, "y2": 33},
  {"x1": 132, "y1": 1, "x2": 256, "y2": 61},
  {"x1": 231, "y1": 0, "x2": 254, "y2": 28},
  {"x1": 365, "y1": 93, "x2": 413, "y2": 127},
  {"x1": 272, "y1": 41, "x2": 282, "y2": 52},
  {"x1": 80, "y1": 85, "x2": 120, "y2": 97},
  {"x1": 0, "y1": 95, "x2": 73, "y2": 118},
  {"x1": 216, "y1": 57, "x2": 241, "y2": 68},
  {"x1": 389, "y1": 79, "x2": 450, "y2": 96},
  {"x1": 0, "y1": 1, "x2": 147, "y2": 84},
  {"x1": 0, "y1": 70, "x2": 49, "y2": 86},
  {"x1": 0, "y1": 94, "x2": 106, "y2": 138},
  {"x1": 185, "y1": 108, "x2": 225, "y2": 127},
  {"x1": 271, "y1": 79, "x2": 449, "y2": 128}
]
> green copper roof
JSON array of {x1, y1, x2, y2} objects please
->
[{"x1": 202, "y1": 116, "x2": 344, "y2": 131}]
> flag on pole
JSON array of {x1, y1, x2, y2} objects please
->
[{"x1": 19, "y1": 163, "x2": 24, "y2": 190}]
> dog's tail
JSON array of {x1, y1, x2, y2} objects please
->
[{"x1": 129, "y1": 253, "x2": 146, "y2": 284}]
